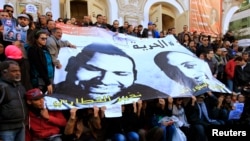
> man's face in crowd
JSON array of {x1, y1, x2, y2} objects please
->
[
  {"x1": 4, "y1": 5, "x2": 14, "y2": 18},
  {"x1": 53, "y1": 29, "x2": 62, "y2": 39},
  {"x1": 39, "y1": 16, "x2": 47, "y2": 25},
  {"x1": 235, "y1": 60, "x2": 244, "y2": 66},
  {"x1": 232, "y1": 40, "x2": 238, "y2": 47},
  {"x1": 128, "y1": 25, "x2": 133, "y2": 32},
  {"x1": 167, "y1": 52, "x2": 208, "y2": 84},
  {"x1": 207, "y1": 51, "x2": 214, "y2": 58},
  {"x1": 83, "y1": 16, "x2": 90, "y2": 23},
  {"x1": 113, "y1": 21, "x2": 119, "y2": 29},
  {"x1": 28, "y1": 98, "x2": 45, "y2": 109},
  {"x1": 183, "y1": 25, "x2": 188, "y2": 32},
  {"x1": 46, "y1": 12, "x2": 53, "y2": 20},
  {"x1": 96, "y1": 15, "x2": 103, "y2": 24},
  {"x1": 138, "y1": 26, "x2": 143, "y2": 32},
  {"x1": 224, "y1": 41, "x2": 231, "y2": 48},
  {"x1": 103, "y1": 16, "x2": 107, "y2": 24},
  {"x1": 202, "y1": 37, "x2": 209, "y2": 46},
  {"x1": 172, "y1": 28, "x2": 176, "y2": 34},
  {"x1": 242, "y1": 54, "x2": 249, "y2": 62},
  {"x1": 18, "y1": 17, "x2": 30, "y2": 27},
  {"x1": 222, "y1": 50, "x2": 228, "y2": 56},
  {"x1": 215, "y1": 48, "x2": 222, "y2": 56},
  {"x1": 0, "y1": 11, "x2": 10, "y2": 19},
  {"x1": 47, "y1": 20, "x2": 56, "y2": 30},
  {"x1": 123, "y1": 22, "x2": 129, "y2": 29},
  {"x1": 3, "y1": 64, "x2": 21, "y2": 82},
  {"x1": 75, "y1": 52, "x2": 135, "y2": 99}
]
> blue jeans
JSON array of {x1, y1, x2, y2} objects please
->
[
  {"x1": 112, "y1": 131, "x2": 139, "y2": 141},
  {"x1": 227, "y1": 79, "x2": 233, "y2": 91},
  {"x1": 160, "y1": 125, "x2": 176, "y2": 141},
  {"x1": 0, "y1": 126, "x2": 25, "y2": 141}
]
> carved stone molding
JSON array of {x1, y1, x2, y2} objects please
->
[
  {"x1": 5, "y1": 0, "x2": 51, "y2": 15},
  {"x1": 117, "y1": 0, "x2": 147, "y2": 24}
]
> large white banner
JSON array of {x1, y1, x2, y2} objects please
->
[{"x1": 45, "y1": 25, "x2": 231, "y2": 110}]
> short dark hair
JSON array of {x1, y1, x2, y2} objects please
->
[
  {"x1": 46, "y1": 19, "x2": 54, "y2": 24},
  {"x1": 242, "y1": 52, "x2": 249, "y2": 56},
  {"x1": 63, "y1": 18, "x2": 70, "y2": 24},
  {"x1": 46, "y1": 11, "x2": 52, "y2": 15},
  {"x1": 51, "y1": 27, "x2": 61, "y2": 34},
  {"x1": 3, "y1": 4, "x2": 13, "y2": 10},
  {"x1": 138, "y1": 25, "x2": 143, "y2": 28},
  {"x1": 0, "y1": 60, "x2": 19, "y2": 76},
  {"x1": 96, "y1": 14, "x2": 102, "y2": 19},
  {"x1": 205, "y1": 48, "x2": 214, "y2": 55},
  {"x1": 234, "y1": 56, "x2": 243, "y2": 61}
]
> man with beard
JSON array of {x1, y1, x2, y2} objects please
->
[
  {"x1": 52, "y1": 43, "x2": 168, "y2": 107},
  {"x1": 0, "y1": 60, "x2": 27, "y2": 141},
  {"x1": 16, "y1": 14, "x2": 32, "y2": 39}
]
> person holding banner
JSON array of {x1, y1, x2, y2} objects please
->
[
  {"x1": 46, "y1": 27, "x2": 76, "y2": 69},
  {"x1": 154, "y1": 50, "x2": 229, "y2": 96},
  {"x1": 53, "y1": 43, "x2": 168, "y2": 107},
  {"x1": 25, "y1": 88, "x2": 67, "y2": 141}
]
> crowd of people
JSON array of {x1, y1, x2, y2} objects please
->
[{"x1": 0, "y1": 3, "x2": 250, "y2": 141}]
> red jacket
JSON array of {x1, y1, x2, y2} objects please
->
[
  {"x1": 26, "y1": 110, "x2": 66, "y2": 141},
  {"x1": 225, "y1": 59, "x2": 236, "y2": 79}
]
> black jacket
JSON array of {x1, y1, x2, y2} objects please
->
[
  {"x1": 234, "y1": 63, "x2": 250, "y2": 87},
  {"x1": 0, "y1": 79, "x2": 27, "y2": 131}
]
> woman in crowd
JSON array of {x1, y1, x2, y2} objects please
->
[{"x1": 27, "y1": 30, "x2": 54, "y2": 94}]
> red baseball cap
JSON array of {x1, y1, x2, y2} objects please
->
[{"x1": 25, "y1": 88, "x2": 44, "y2": 100}]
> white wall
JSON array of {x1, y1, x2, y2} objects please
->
[
  {"x1": 0, "y1": 1, "x2": 5, "y2": 10},
  {"x1": 51, "y1": 0, "x2": 60, "y2": 21}
]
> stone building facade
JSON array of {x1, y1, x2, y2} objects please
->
[{"x1": 0, "y1": 0, "x2": 244, "y2": 34}]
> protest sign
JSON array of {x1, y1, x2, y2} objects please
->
[
  {"x1": 45, "y1": 25, "x2": 231, "y2": 110},
  {"x1": 1, "y1": 19, "x2": 27, "y2": 43}
]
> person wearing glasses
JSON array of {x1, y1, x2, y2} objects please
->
[
  {"x1": 57, "y1": 17, "x2": 63, "y2": 23},
  {"x1": 45, "y1": 11, "x2": 53, "y2": 20},
  {"x1": 3, "y1": 4, "x2": 17, "y2": 24},
  {"x1": 27, "y1": 30, "x2": 54, "y2": 95},
  {"x1": 196, "y1": 36, "x2": 213, "y2": 58}
]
